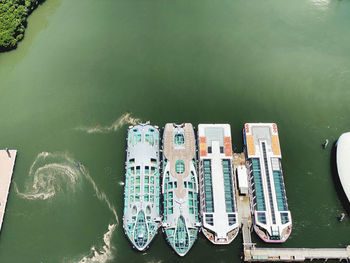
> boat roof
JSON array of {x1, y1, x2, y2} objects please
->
[
  {"x1": 337, "y1": 132, "x2": 350, "y2": 202},
  {"x1": 162, "y1": 123, "x2": 199, "y2": 256},
  {"x1": 244, "y1": 123, "x2": 281, "y2": 158},
  {"x1": 237, "y1": 165, "x2": 249, "y2": 189},
  {"x1": 244, "y1": 123, "x2": 291, "y2": 242},
  {"x1": 198, "y1": 124, "x2": 232, "y2": 158},
  {"x1": 123, "y1": 124, "x2": 161, "y2": 251},
  {"x1": 198, "y1": 124, "x2": 238, "y2": 244}
]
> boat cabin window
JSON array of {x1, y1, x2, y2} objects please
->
[
  {"x1": 207, "y1": 146, "x2": 212, "y2": 153},
  {"x1": 174, "y1": 134, "x2": 185, "y2": 145},
  {"x1": 205, "y1": 214, "x2": 214, "y2": 226},
  {"x1": 257, "y1": 212, "x2": 266, "y2": 224},
  {"x1": 228, "y1": 214, "x2": 236, "y2": 226},
  {"x1": 175, "y1": 160, "x2": 185, "y2": 174},
  {"x1": 136, "y1": 166, "x2": 140, "y2": 175},
  {"x1": 281, "y1": 213, "x2": 289, "y2": 224}
]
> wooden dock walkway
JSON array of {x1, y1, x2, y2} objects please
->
[{"x1": 0, "y1": 149, "x2": 17, "y2": 232}]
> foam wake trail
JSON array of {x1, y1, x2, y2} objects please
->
[
  {"x1": 76, "y1": 113, "x2": 141, "y2": 134},
  {"x1": 80, "y1": 166, "x2": 119, "y2": 223},
  {"x1": 77, "y1": 223, "x2": 116, "y2": 263},
  {"x1": 15, "y1": 152, "x2": 119, "y2": 263},
  {"x1": 76, "y1": 167, "x2": 119, "y2": 263}
]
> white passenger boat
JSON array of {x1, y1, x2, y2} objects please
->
[
  {"x1": 123, "y1": 123, "x2": 161, "y2": 251},
  {"x1": 162, "y1": 123, "x2": 200, "y2": 256},
  {"x1": 197, "y1": 124, "x2": 239, "y2": 244},
  {"x1": 243, "y1": 123, "x2": 292, "y2": 243}
]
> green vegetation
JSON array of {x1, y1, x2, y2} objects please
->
[{"x1": 0, "y1": 0, "x2": 44, "y2": 51}]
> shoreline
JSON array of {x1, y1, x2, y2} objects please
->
[{"x1": 0, "y1": 0, "x2": 46, "y2": 52}]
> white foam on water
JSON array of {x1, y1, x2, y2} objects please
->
[
  {"x1": 77, "y1": 223, "x2": 117, "y2": 263},
  {"x1": 76, "y1": 166, "x2": 119, "y2": 263},
  {"x1": 309, "y1": 0, "x2": 330, "y2": 10},
  {"x1": 15, "y1": 152, "x2": 81, "y2": 200},
  {"x1": 15, "y1": 152, "x2": 119, "y2": 263},
  {"x1": 75, "y1": 113, "x2": 141, "y2": 134},
  {"x1": 80, "y1": 166, "x2": 118, "y2": 223}
]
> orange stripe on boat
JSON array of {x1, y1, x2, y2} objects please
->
[
  {"x1": 246, "y1": 135, "x2": 255, "y2": 156},
  {"x1": 199, "y1": 137, "x2": 206, "y2": 143},
  {"x1": 271, "y1": 135, "x2": 281, "y2": 156}
]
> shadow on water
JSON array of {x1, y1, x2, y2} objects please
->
[{"x1": 330, "y1": 141, "x2": 350, "y2": 216}]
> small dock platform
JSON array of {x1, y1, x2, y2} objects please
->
[{"x1": 0, "y1": 149, "x2": 17, "y2": 232}]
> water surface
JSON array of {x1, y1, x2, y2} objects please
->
[{"x1": 0, "y1": 0, "x2": 350, "y2": 262}]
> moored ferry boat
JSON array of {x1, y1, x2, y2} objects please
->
[
  {"x1": 197, "y1": 124, "x2": 239, "y2": 244},
  {"x1": 162, "y1": 123, "x2": 200, "y2": 256},
  {"x1": 123, "y1": 123, "x2": 161, "y2": 251},
  {"x1": 243, "y1": 123, "x2": 292, "y2": 243}
]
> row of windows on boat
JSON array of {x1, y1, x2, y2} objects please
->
[
  {"x1": 127, "y1": 184, "x2": 158, "y2": 195},
  {"x1": 261, "y1": 142, "x2": 277, "y2": 224},
  {"x1": 206, "y1": 146, "x2": 225, "y2": 154},
  {"x1": 164, "y1": 181, "x2": 196, "y2": 191},
  {"x1": 163, "y1": 191, "x2": 199, "y2": 221},
  {"x1": 127, "y1": 165, "x2": 157, "y2": 175},
  {"x1": 126, "y1": 177, "x2": 197, "y2": 203},
  {"x1": 126, "y1": 191, "x2": 160, "y2": 203},
  {"x1": 249, "y1": 157, "x2": 288, "y2": 213},
  {"x1": 200, "y1": 159, "x2": 236, "y2": 213},
  {"x1": 204, "y1": 213, "x2": 236, "y2": 226},
  {"x1": 257, "y1": 211, "x2": 290, "y2": 225},
  {"x1": 124, "y1": 194, "x2": 160, "y2": 217},
  {"x1": 129, "y1": 128, "x2": 159, "y2": 147},
  {"x1": 164, "y1": 171, "x2": 197, "y2": 190},
  {"x1": 162, "y1": 159, "x2": 197, "y2": 173},
  {"x1": 126, "y1": 175, "x2": 159, "y2": 186}
]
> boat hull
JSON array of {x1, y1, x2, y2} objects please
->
[{"x1": 336, "y1": 132, "x2": 350, "y2": 203}]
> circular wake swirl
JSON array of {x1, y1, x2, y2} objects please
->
[
  {"x1": 15, "y1": 152, "x2": 81, "y2": 200},
  {"x1": 15, "y1": 152, "x2": 119, "y2": 263}
]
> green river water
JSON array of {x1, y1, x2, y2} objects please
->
[{"x1": 0, "y1": 0, "x2": 350, "y2": 262}]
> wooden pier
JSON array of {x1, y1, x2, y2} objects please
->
[{"x1": 0, "y1": 149, "x2": 17, "y2": 232}]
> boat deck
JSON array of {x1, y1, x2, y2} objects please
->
[
  {"x1": 163, "y1": 124, "x2": 196, "y2": 199},
  {"x1": 198, "y1": 124, "x2": 239, "y2": 244},
  {"x1": 244, "y1": 123, "x2": 291, "y2": 243}
]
